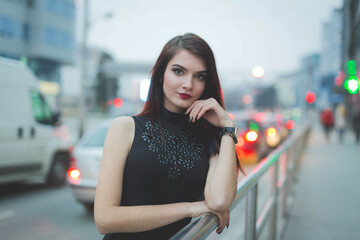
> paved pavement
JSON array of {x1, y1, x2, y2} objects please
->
[{"x1": 283, "y1": 124, "x2": 360, "y2": 240}]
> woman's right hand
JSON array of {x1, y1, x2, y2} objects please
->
[{"x1": 190, "y1": 201, "x2": 230, "y2": 234}]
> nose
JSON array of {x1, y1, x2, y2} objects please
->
[{"x1": 182, "y1": 75, "x2": 193, "y2": 89}]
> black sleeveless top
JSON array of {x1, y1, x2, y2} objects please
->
[{"x1": 103, "y1": 108, "x2": 220, "y2": 240}]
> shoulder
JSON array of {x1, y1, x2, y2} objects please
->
[
  {"x1": 107, "y1": 116, "x2": 135, "y2": 149},
  {"x1": 109, "y1": 116, "x2": 134, "y2": 133}
]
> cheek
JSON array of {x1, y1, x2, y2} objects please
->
[
  {"x1": 163, "y1": 72, "x2": 177, "y2": 90},
  {"x1": 163, "y1": 72, "x2": 174, "y2": 94},
  {"x1": 197, "y1": 82, "x2": 206, "y2": 96}
]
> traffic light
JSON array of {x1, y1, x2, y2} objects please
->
[
  {"x1": 335, "y1": 71, "x2": 345, "y2": 86},
  {"x1": 344, "y1": 60, "x2": 360, "y2": 94},
  {"x1": 344, "y1": 76, "x2": 359, "y2": 94},
  {"x1": 306, "y1": 91, "x2": 316, "y2": 104}
]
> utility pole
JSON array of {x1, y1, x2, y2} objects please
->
[{"x1": 79, "y1": 0, "x2": 89, "y2": 139}]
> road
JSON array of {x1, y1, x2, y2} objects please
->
[{"x1": 0, "y1": 182, "x2": 102, "y2": 240}]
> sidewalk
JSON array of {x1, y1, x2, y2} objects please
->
[{"x1": 283, "y1": 124, "x2": 360, "y2": 240}]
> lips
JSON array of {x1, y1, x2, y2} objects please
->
[{"x1": 179, "y1": 93, "x2": 192, "y2": 99}]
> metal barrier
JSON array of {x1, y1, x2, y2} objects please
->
[{"x1": 171, "y1": 124, "x2": 311, "y2": 240}]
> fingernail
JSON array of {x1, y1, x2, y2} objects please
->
[{"x1": 190, "y1": 117, "x2": 193, "y2": 122}]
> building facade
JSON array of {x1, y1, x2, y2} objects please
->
[
  {"x1": 341, "y1": 0, "x2": 360, "y2": 122},
  {"x1": 320, "y1": 8, "x2": 343, "y2": 107},
  {"x1": 0, "y1": 0, "x2": 76, "y2": 83}
]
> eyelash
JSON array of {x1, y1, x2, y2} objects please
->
[
  {"x1": 172, "y1": 68, "x2": 207, "y2": 80},
  {"x1": 172, "y1": 68, "x2": 183, "y2": 75},
  {"x1": 196, "y1": 74, "x2": 207, "y2": 81}
]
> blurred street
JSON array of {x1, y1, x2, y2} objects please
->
[
  {"x1": 0, "y1": 183, "x2": 102, "y2": 240},
  {"x1": 283, "y1": 123, "x2": 360, "y2": 240}
]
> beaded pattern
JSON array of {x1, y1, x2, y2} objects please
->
[{"x1": 141, "y1": 120, "x2": 204, "y2": 180}]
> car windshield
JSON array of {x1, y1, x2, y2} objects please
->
[{"x1": 82, "y1": 126, "x2": 109, "y2": 147}]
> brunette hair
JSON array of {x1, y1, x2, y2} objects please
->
[{"x1": 138, "y1": 33, "x2": 224, "y2": 119}]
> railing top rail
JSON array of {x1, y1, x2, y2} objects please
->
[{"x1": 171, "y1": 123, "x2": 311, "y2": 240}]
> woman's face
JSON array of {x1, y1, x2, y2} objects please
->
[{"x1": 163, "y1": 49, "x2": 207, "y2": 113}]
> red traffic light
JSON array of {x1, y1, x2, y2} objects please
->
[
  {"x1": 306, "y1": 91, "x2": 316, "y2": 104},
  {"x1": 286, "y1": 120, "x2": 295, "y2": 130},
  {"x1": 113, "y1": 98, "x2": 123, "y2": 108}
]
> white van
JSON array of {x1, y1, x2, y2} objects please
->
[{"x1": 0, "y1": 57, "x2": 71, "y2": 186}]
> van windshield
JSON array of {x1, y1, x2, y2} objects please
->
[
  {"x1": 31, "y1": 90, "x2": 53, "y2": 124},
  {"x1": 82, "y1": 126, "x2": 109, "y2": 147}
]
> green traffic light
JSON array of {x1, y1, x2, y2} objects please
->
[
  {"x1": 249, "y1": 121, "x2": 259, "y2": 132},
  {"x1": 344, "y1": 76, "x2": 359, "y2": 94},
  {"x1": 347, "y1": 60, "x2": 357, "y2": 76}
]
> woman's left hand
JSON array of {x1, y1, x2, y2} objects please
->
[{"x1": 185, "y1": 98, "x2": 234, "y2": 128}]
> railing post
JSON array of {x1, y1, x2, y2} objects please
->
[
  {"x1": 269, "y1": 161, "x2": 279, "y2": 240},
  {"x1": 280, "y1": 152, "x2": 288, "y2": 218},
  {"x1": 245, "y1": 184, "x2": 258, "y2": 240}
]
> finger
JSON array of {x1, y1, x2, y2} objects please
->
[
  {"x1": 196, "y1": 104, "x2": 215, "y2": 120},
  {"x1": 185, "y1": 102, "x2": 196, "y2": 115},
  {"x1": 189, "y1": 102, "x2": 208, "y2": 122},
  {"x1": 190, "y1": 100, "x2": 215, "y2": 121},
  {"x1": 185, "y1": 99, "x2": 204, "y2": 115},
  {"x1": 216, "y1": 212, "x2": 226, "y2": 232}
]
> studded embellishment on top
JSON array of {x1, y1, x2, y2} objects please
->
[{"x1": 141, "y1": 120, "x2": 204, "y2": 180}]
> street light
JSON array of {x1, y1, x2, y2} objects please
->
[
  {"x1": 78, "y1": 0, "x2": 114, "y2": 138},
  {"x1": 252, "y1": 66, "x2": 265, "y2": 79}
]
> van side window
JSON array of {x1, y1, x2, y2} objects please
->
[{"x1": 30, "y1": 90, "x2": 53, "y2": 124}]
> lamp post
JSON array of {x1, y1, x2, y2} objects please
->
[
  {"x1": 78, "y1": 0, "x2": 113, "y2": 138},
  {"x1": 78, "y1": 0, "x2": 89, "y2": 139}
]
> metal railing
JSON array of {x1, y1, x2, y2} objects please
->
[{"x1": 171, "y1": 124, "x2": 311, "y2": 240}]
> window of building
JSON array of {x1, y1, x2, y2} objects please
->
[
  {"x1": 0, "y1": 16, "x2": 25, "y2": 40},
  {"x1": 0, "y1": 16, "x2": 12, "y2": 38},
  {"x1": 45, "y1": 0, "x2": 75, "y2": 20},
  {"x1": 44, "y1": 26, "x2": 74, "y2": 50},
  {"x1": 23, "y1": 23, "x2": 31, "y2": 41},
  {"x1": 4, "y1": 0, "x2": 25, "y2": 4}
]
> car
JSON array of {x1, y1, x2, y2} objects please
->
[
  {"x1": 233, "y1": 111, "x2": 290, "y2": 164},
  {"x1": 0, "y1": 57, "x2": 71, "y2": 186},
  {"x1": 67, "y1": 120, "x2": 111, "y2": 211},
  {"x1": 234, "y1": 118, "x2": 269, "y2": 165}
]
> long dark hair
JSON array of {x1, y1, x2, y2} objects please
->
[
  {"x1": 138, "y1": 33, "x2": 223, "y2": 119},
  {"x1": 138, "y1": 33, "x2": 244, "y2": 174}
]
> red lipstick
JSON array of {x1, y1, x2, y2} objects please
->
[{"x1": 179, "y1": 93, "x2": 192, "y2": 99}]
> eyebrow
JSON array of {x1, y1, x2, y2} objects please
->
[{"x1": 171, "y1": 64, "x2": 208, "y2": 74}]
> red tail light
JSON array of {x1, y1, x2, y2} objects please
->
[
  {"x1": 266, "y1": 127, "x2": 277, "y2": 137},
  {"x1": 286, "y1": 120, "x2": 295, "y2": 130},
  {"x1": 68, "y1": 168, "x2": 81, "y2": 180},
  {"x1": 67, "y1": 152, "x2": 80, "y2": 181},
  {"x1": 245, "y1": 130, "x2": 258, "y2": 142}
]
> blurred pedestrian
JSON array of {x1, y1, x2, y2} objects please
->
[
  {"x1": 334, "y1": 104, "x2": 346, "y2": 143},
  {"x1": 94, "y1": 33, "x2": 243, "y2": 239},
  {"x1": 320, "y1": 107, "x2": 334, "y2": 141},
  {"x1": 353, "y1": 112, "x2": 360, "y2": 143}
]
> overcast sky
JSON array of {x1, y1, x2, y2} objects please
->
[{"x1": 78, "y1": 0, "x2": 343, "y2": 81}]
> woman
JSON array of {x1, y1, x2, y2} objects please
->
[{"x1": 94, "y1": 33, "x2": 243, "y2": 239}]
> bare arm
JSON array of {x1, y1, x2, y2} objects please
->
[
  {"x1": 204, "y1": 135, "x2": 238, "y2": 212},
  {"x1": 185, "y1": 98, "x2": 239, "y2": 212},
  {"x1": 94, "y1": 117, "x2": 220, "y2": 234}
]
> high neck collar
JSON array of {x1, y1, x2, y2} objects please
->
[{"x1": 160, "y1": 107, "x2": 189, "y2": 125}]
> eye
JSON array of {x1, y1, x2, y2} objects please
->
[
  {"x1": 196, "y1": 74, "x2": 207, "y2": 81},
  {"x1": 172, "y1": 68, "x2": 183, "y2": 75}
]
